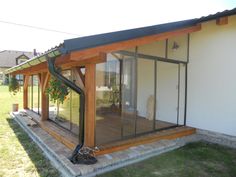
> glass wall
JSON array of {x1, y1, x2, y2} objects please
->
[
  {"x1": 27, "y1": 75, "x2": 41, "y2": 115},
  {"x1": 96, "y1": 54, "x2": 122, "y2": 144},
  {"x1": 28, "y1": 76, "x2": 32, "y2": 109},
  {"x1": 95, "y1": 36, "x2": 188, "y2": 145},
  {"x1": 48, "y1": 69, "x2": 80, "y2": 135}
]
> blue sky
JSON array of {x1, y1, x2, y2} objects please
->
[{"x1": 0, "y1": 0, "x2": 235, "y2": 52}]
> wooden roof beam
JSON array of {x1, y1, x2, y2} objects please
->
[
  {"x1": 11, "y1": 53, "x2": 106, "y2": 75},
  {"x1": 216, "y1": 16, "x2": 228, "y2": 26}
]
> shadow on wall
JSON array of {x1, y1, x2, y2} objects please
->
[{"x1": 6, "y1": 117, "x2": 60, "y2": 177}]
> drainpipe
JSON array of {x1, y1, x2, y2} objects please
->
[{"x1": 46, "y1": 55, "x2": 85, "y2": 163}]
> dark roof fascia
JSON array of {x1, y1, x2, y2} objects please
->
[{"x1": 197, "y1": 7, "x2": 236, "y2": 23}]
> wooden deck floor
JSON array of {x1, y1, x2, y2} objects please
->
[{"x1": 24, "y1": 110, "x2": 196, "y2": 156}]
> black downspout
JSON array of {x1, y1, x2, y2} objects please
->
[{"x1": 47, "y1": 56, "x2": 85, "y2": 163}]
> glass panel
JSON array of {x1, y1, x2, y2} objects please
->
[
  {"x1": 57, "y1": 70, "x2": 71, "y2": 130},
  {"x1": 121, "y1": 53, "x2": 137, "y2": 137},
  {"x1": 38, "y1": 76, "x2": 41, "y2": 115},
  {"x1": 32, "y1": 75, "x2": 39, "y2": 113},
  {"x1": 178, "y1": 64, "x2": 186, "y2": 125},
  {"x1": 49, "y1": 98, "x2": 58, "y2": 121},
  {"x1": 136, "y1": 58, "x2": 155, "y2": 134},
  {"x1": 156, "y1": 61, "x2": 179, "y2": 129},
  {"x1": 71, "y1": 69, "x2": 81, "y2": 135},
  {"x1": 96, "y1": 54, "x2": 122, "y2": 145},
  {"x1": 168, "y1": 34, "x2": 188, "y2": 61},
  {"x1": 71, "y1": 90, "x2": 79, "y2": 135},
  {"x1": 28, "y1": 76, "x2": 32, "y2": 109}
]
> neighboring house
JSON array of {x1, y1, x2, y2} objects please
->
[
  {"x1": 0, "y1": 50, "x2": 36, "y2": 84},
  {"x1": 5, "y1": 8, "x2": 236, "y2": 157}
]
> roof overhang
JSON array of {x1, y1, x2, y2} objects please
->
[{"x1": 5, "y1": 7, "x2": 236, "y2": 75}]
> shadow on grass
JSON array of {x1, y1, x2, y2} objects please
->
[{"x1": 6, "y1": 117, "x2": 60, "y2": 177}]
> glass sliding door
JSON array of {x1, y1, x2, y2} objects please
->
[
  {"x1": 96, "y1": 54, "x2": 122, "y2": 145},
  {"x1": 32, "y1": 75, "x2": 39, "y2": 114},
  {"x1": 121, "y1": 53, "x2": 137, "y2": 138},
  {"x1": 28, "y1": 76, "x2": 32, "y2": 109},
  {"x1": 155, "y1": 61, "x2": 179, "y2": 129},
  {"x1": 136, "y1": 58, "x2": 155, "y2": 134},
  {"x1": 95, "y1": 47, "x2": 187, "y2": 146},
  {"x1": 27, "y1": 75, "x2": 41, "y2": 115}
]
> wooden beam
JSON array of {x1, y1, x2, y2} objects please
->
[
  {"x1": 72, "y1": 68, "x2": 85, "y2": 90},
  {"x1": 23, "y1": 75, "x2": 29, "y2": 109},
  {"x1": 43, "y1": 72, "x2": 50, "y2": 93},
  {"x1": 216, "y1": 16, "x2": 228, "y2": 26},
  {"x1": 70, "y1": 24, "x2": 201, "y2": 60},
  {"x1": 84, "y1": 63, "x2": 96, "y2": 147},
  {"x1": 40, "y1": 72, "x2": 49, "y2": 121},
  {"x1": 11, "y1": 53, "x2": 106, "y2": 75},
  {"x1": 95, "y1": 128, "x2": 196, "y2": 156},
  {"x1": 23, "y1": 75, "x2": 29, "y2": 90},
  {"x1": 76, "y1": 67, "x2": 85, "y2": 85}
]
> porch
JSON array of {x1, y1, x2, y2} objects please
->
[
  {"x1": 5, "y1": 22, "x2": 201, "y2": 158},
  {"x1": 24, "y1": 110, "x2": 195, "y2": 155}
]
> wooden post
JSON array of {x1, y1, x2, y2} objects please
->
[
  {"x1": 84, "y1": 63, "x2": 96, "y2": 147},
  {"x1": 23, "y1": 75, "x2": 29, "y2": 109},
  {"x1": 41, "y1": 72, "x2": 49, "y2": 121}
]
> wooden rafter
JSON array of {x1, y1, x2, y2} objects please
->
[{"x1": 216, "y1": 16, "x2": 228, "y2": 25}]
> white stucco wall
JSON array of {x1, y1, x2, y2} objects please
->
[{"x1": 187, "y1": 15, "x2": 236, "y2": 136}]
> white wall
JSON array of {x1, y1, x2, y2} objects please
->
[{"x1": 187, "y1": 15, "x2": 236, "y2": 136}]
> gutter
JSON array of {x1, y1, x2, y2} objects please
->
[{"x1": 46, "y1": 53, "x2": 97, "y2": 164}]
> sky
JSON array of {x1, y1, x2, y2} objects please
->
[{"x1": 0, "y1": 0, "x2": 235, "y2": 53}]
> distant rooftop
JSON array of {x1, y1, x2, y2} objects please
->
[{"x1": 0, "y1": 50, "x2": 37, "y2": 68}]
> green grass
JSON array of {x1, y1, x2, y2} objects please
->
[
  {"x1": 99, "y1": 142, "x2": 236, "y2": 177},
  {"x1": 1, "y1": 85, "x2": 236, "y2": 177},
  {"x1": 0, "y1": 85, "x2": 60, "y2": 177}
]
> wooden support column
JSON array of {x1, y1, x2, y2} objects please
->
[
  {"x1": 40, "y1": 72, "x2": 49, "y2": 121},
  {"x1": 23, "y1": 75, "x2": 29, "y2": 109},
  {"x1": 84, "y1": 63, "x2": 96, "y2": 147}
]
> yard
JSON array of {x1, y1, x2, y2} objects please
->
[
  {"x1": 0, "y1": 85, "x2": 236, "y2": 177},
  {"x1": 100, "y1": 142, "x2": 236, "y2": 177},
  {"x1": 0, "y1": 85, "x2": 59, "y2": 177}
]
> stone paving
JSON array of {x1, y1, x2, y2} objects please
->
[{"x1": 11, "y1": 112, "x2": 236, "y2": 177}]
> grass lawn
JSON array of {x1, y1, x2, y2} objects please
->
[
  {"x1": 1, "y1": 85, "x2": 236, "y2": 177},
  {"x1": 99, "y1": 142, "x2": 236, "y2": 177},
  {"x1": 0, "y1": 85, "x2": 60, "y2": 177}
]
